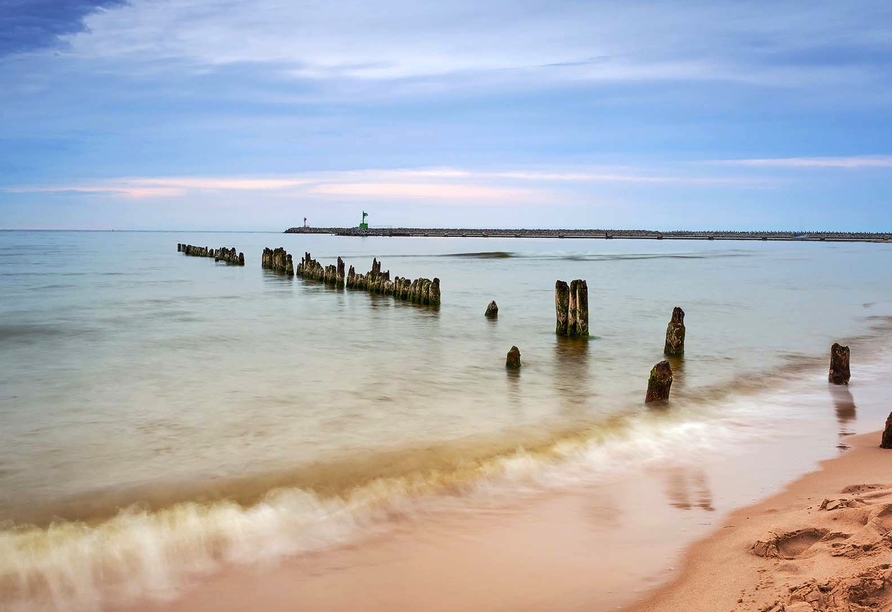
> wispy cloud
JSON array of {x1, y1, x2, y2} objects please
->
[
  {"x1": 3, "y1": 165, "x2": 773, "y2": 204},
  {"x1": 715, "y1": 156, "x2": 892, "y2": 169}
]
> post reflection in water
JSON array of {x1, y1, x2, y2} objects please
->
[
  {"x1": 665, "y1": 355, "x2": 686, "y2": 394},
  {"x1": 664, "y1": 468, "x2": 715, "y2": 512},
  {"x1": 552, "y1": 336, "x2": 591, "y2": 415},
  {"x1": 829, "y1": 384, "x2": 857, "y2": 449}
]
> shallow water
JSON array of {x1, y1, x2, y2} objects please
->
[{"x1": 1, "y1": 231, "x2": 892, "y2": 610}]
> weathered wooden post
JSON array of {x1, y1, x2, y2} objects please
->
[
  {"x1": 646, "y1": 360, "x2": 673, "y2": 403},
  {"x1": 506, "y1": 346, "x2": 522, "y2": 369},
  {"x1": 572, "y1": 280, "x2": 588, "y2": 338},
  {"x1": 238, "y1": 252, "x2": 245, "y2": 266},
  {"x1": 485, "y1": 300, "x2": 499, "y2": 318},
  {"x1": 555, "y1": 281, "x2": 569, "y2": 335},
  {"x1": 829, "y1": 343, "x2": 850, "y2": 385},
  {"x1": 285, "y1": 254, "x2": 294, "y2": 277},
  {"x1": 337, "y1": 257, "x2": 345, "y2": 287},
  {"x1": 881, "y1": 413, "x2": 892, "y2": 449},
  {"x1": 664, "y1": 307, "x2": 686, "y2": 357},
  {"x1": 430, "y1": 278, "x2": 441, "y2": 306}
]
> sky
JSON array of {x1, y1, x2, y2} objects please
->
[{"x1": 1, "y1": 0, "x2": 891, "y2": 231}]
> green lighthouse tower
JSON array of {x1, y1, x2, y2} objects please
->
[{"x1": 359, "y1": 211, "x2": 369, "y2": 230}]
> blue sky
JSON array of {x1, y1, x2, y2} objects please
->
[{"x1": 1, "y1": 0, "x2": 891, "y2": 230}]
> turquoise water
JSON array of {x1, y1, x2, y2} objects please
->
[{"x1": 1, "y1": 231, "x2": 892, "y2": 610}]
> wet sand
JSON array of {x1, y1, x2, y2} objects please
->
[
  {"x1": 630, "y1": 431, "x2": 892, "y2": 612},
  {"x1": 118, "y1": 429, "x2": 875, "y2": 612},
  {"x1": 118, "y1": 431, "x2": 892, "y2": 612}
]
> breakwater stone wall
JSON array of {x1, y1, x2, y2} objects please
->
[
  {"x1": 178, "y1": 244, "x2": 245, "y2": 265},
  {"x1": 284, "y1": 227, "x2": 892, "y2": 243}
]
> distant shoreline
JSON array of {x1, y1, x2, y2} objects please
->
[{"x1": 284, "y1": 227, "x2": 892, "y2": 243}]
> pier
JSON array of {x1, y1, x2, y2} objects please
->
[{"x1": 284, "y1": 227, "x2": 892, "y2": 243}]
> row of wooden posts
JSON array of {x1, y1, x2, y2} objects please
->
[
  {"x1": 184, "y1": 244, "x2": 867, "y2": 422},
  {"x1": 177, "y1": 244, "x2": 245, "y2": 266},
  {"x1": 262, "y1": 247, "x2": 442, "y2": 307}
]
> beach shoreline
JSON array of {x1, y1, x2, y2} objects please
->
[
  {"x1": 114, "y1": 429, "x2": 892, "y2": 612},
  {"x1": 628, "y1": 430, "x2": 892, "y2": 611}
]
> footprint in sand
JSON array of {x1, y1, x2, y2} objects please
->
[{"x1": 752, "y1": 528, "x2": 829, "y2": 559}]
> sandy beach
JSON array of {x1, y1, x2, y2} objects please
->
[
  {"x1": 113, "y1": 429, "x2": 891, "y2": 612},
  {"x1": 631, "y1": 430, "x2": 892, "y2": 612}
]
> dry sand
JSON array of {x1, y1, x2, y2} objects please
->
[{"x1": 630, "y1": 431, "x2": 892, "y2": 612}]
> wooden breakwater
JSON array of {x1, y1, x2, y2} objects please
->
[
  {"x1": 294, "y1": 252, "x2": 441, "y2": 306},
  {"x1": 284, "y1": 227, "x2": 892, "y2": 243},
  {"x1": 261, "y1": 247, "x2": 294, "y2": 276},
  {"x1": 178, "y1": 244, "x2": 245, "y2": 265}
]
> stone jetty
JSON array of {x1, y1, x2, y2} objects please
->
[
  {"x1": 285, "y1": 227, "x2": 892, "y2": 244},
  {"x1": 881, "y1": 413, "x2": 892, "y2": 449},
  {"x1": 261, "y1": 247, "x2": 294, "y2": 276},
  {"x1": 485, "y1": 300, "x2": 499, "y2": 318},
  {"x1": 646, "y1": 360, "x2": 673, "y2": 403},
  {"x1": 664, "y1": 307, "x2": 686, "y2": 356},
  {"x1": 178, "y1": 244, "x2": 245, "y2": 265},
  {"x1": 828, "y1": 343, "x2": 851, "y2": 385},
  {"x1": 506, "y1": 346, "x2": 522, "y2": 369},
  {"x1": 555, "y1": 279, "x2": 589, "y2": 338}
]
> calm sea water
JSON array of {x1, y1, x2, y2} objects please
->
[{"x1": 2, "y1": 230, "x2": 892, "y2": 610}]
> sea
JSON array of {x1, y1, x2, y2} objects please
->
[{"x1": 1, "y1": 230, "x2": 892, "y2": 611}]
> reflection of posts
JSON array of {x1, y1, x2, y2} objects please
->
[
  {"x1": 552, "y1": 337, "x2": 590, "y2": 413},
  {"x1": 830, "y1": 385, "x2": 856, "y2": 425}
]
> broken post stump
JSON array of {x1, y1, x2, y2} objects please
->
[
  {"x1": 506, "y1": 346, "x2": 521, "y2": 369},
  {"x1": 664, "y1": 307, "x2": 686, "y2": 357},
  {"x1": 881, "y1": 413, "x2": 892, "y2": 449},
  {"x1": 829, "y1": 343, "x2": 851, "y2": 385},
  {"x1": 646, "y1": 360, "x2": 673, "y2": 403},
  {"x1": 485, "y1": 300, "x2": 499, "y2": 318}
]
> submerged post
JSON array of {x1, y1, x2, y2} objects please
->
[
  {"x1": 664, "y1": 307, "x2": 686, "y2": 357},
  {"x1": 506, "y1": 346, "x2": 522, "y2": 369},
  {"x1": 485, "y1": 300, "x2": 499, "y2": 318},
  {"x1": 555, "y1": 281, "x2": 569, "y2": 335},
  {"x1": 646, "y1": 360, "x2": 673, "y2": 403},
  {"x1": 829, "y1": 343, "x2": 850, "y2": 385}
]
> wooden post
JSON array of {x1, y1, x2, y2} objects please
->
[
  {"x1": 881, "y1": 413, "x2": 892, "y2": 449},
  {"x1": 646, "y1": 360, "x2": 673, "y2": 403},
  {"x1": 506, "y1": 346, "x2": 522, "y2": 369},
  {"x1": 664, "y1": 307, "x2": 686, "y2": 357},
  {"x1": 829, "y1": 343, "x2": 850, "y2": 385},
  {"x1": 555, "y1": 280, "x2": 569, "y2": 336},
  {"x1": 572, "y1": 280, "x2": 588, "y2": 338},
  {"x1": 485, "y1": 300, "x2": 499, "y2": 318}
]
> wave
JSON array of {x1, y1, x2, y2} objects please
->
[
  {"x1": 0, "y1": 390, "x2": 802, "y2": 612},
  {"x1": 5, "y1": 337, "x2": 891, "y2": 612}
]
